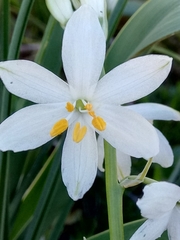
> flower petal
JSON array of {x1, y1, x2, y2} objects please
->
[
  {"x1": 0, "y1": 103, "x2": 69, "y2": 151},
  {"x1": 62, "y1": 119, "x2": 98, "y2": 200},
  {"x1": 116, "y1": 150, "x2": 131, "y2": 180},
  {"x1": 127, "y1": 103, "x2": 180, "y2": 121},
  {"x1": 130, "y1": 215, "x2": 169, "y2": 240},
  {"x1": 152, "y1": 128, "x2": 173, "y2": 168},
  {"x1": 62, "y1": 5, "x2": 106, "y2": 99},
  {"x1": 95, "y1": 104, "x2": 159, "y2": 159},
  {"x1": 137, "y1": 182, "x2": 180, "y2": 219},
  {"x1": 97, "y1": 135, "x2": 105, "y2": 172},
  {"x1": 0, "y1": 60, "x2": 70, "y2": 104},
  {"x1": 167, "y1": 206, "x2": 180, "y2": 240},
  {"x1": 46, "y1": 0, "x2": 73, "y2": 28},
  {"x1": 94, "y1": 55, "x2": 172, "y2": 104}
]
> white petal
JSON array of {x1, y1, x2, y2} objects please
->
[
  {"x1": 152, "y1": 128, "x2": 173, "y2": 168},
  {"x1": 0, "y1": 60, "x2": 70, "y2": 103},
  {"x1": 95, "y1": 104, "x2": 159, "y2": 159},
  {"x1": 167, "y1": 206, "x2": 180, "y2": 240},
  {"x1": 62, "y1": 119, "x2": 98, "y2": 200},
  {"x1": 0, "y1": 103, "x2": 69, "y2": 151},
  {"x1": 62, "y1": 5, "x2": 106, "y2": 100},
  {"x1": 130, "y1": 215, "x2": 169, "y2": 240},
  {"x1": 127, "y1": 103, "x2": 180, "y2": 121},
  {"x1": 46, "y1": 0, "x2": 73, "y2": 27},
  {"x1": 137, "y1": 182, "x2": 180, "y2": 219},
  {"x1": 94, "y1": 55, "x2": 172, "y2": 104},
  {"x1": 97, "y1": 135, "x2": 105, "y2": 172},
  {"x1": 116, "y1": 150, "x2": 131, "y2": 180}
]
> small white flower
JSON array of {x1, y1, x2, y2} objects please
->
[
  {"x1": 0, "y1": 6, "x2": 172, "y2": 200},
  {"x1": 130, "y1": 182, "x2": 180, "y2": 240}
]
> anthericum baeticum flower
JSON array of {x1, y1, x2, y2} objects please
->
[
  {"x1": 0, "y1": 5, "x2": 172, "y2": 200},
  {"x1": 130, "y1": 182, "x2": 180, "y2": 240}
]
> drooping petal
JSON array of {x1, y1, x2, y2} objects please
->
[
  {"x1": 167, "y1": 206, "x2": 180, "y2": 240},
  {"x1": 127, "y1": 103, "x2": 180, "y2": 121},
  {"x1": 130, "y1": 215, "x2": 170, "y2": 240},
  {"x1": 97, "y1": 135, "x2": 105, "y2": 172},
  {"x1": 0, "y1": 60, "x2": 71, "y2": 104},
  {"x1": 0, "y1": 103, "x2": 69, "y2": 151},
  {"x1": 95, "y1": 104, "x2": 159, "y2": 159},
  {"x1": 46, "y1": 0, "x2": 74, "y2": 28},
  {"x1": 152, "y1": 128, "x2": 173, "y2": 168},
  {"x1": 62, "y1": 5, "x2": 106, "y2": 100},
  {"x1": 61, "y1": 119, "x2": 98, "y2": 200},
  {"x1": 94, "y1": 55, "x2": 172, "y2": 104},
  {"x1": 137, "y1": 182, "x2": 180, "y2": 219},
  {"x1": 116, "y1": 150, "x2": 131, "y2": 180}
]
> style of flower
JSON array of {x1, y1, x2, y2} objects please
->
[
  {"x1": 0, "y1": 5, "x2": 172, "y2": 200},
  {"x1": 98, "y1": 103, "x2": 180, "y2": 181},
  {"x1": 130, "y1": 182, "x2": 180, "y2": 240}
]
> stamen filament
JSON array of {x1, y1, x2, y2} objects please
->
[
  {"x1": 73, "y1": 122, "x2": 87, "y2": 143},
  {"x1": 50, "y1": 119, "x2": 68, "y2": 137}
]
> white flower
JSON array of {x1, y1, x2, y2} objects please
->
[
  {"x1": 46, "y1": 0, "x2": 108, "y2": 36},
  {"x1": 98, "y1": 104, "x2": 180, "y2": 181},
  {"x1": 0, "y1": 6, "x2": 172, "y2": 200},
  {"x1": 45, "y1": 0, "x2": 74, "y2": 28},
  {"x1": 130, "y1": 182, "x2": 180, "y2": 240}
]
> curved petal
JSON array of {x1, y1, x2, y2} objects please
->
[
  {"x1": 152, "y1": 128, "x2": 173, "y2": 168},
  {"x1": 127, "y1": 103, "x2": 180, "y2": 121},
  {"x1": 46, "y1": 0, "x2": 73, "y2": 27},
  {"x1": 116, "y1": 150, "x2": 131, "y2": 180},
  {"x1": 130, "y1": 215, "x2": 169, "y2": 240},
  {"x1": 95, "y1": 104, "x2": 159, "y2": 159},
  {"x1": 62, "y1": 5, "x2": 106, "y2": 100},
  {"x1": 97, "y1": 135, "x2": 105, "y2": 172},
  {"x1": 62, "y1": 119, "x2": 98, "y2": 200},
  {"x1": 0, "y1": 103, "x2": 69, "y2": 151},
  {"x1": 0, "y1": 60, "x2": 70, "y2": 104},
  {"x1": 137, "y1": 182, "x2": 180, "y2": 219},
  {"x1": 94, "y1": 55, "x2": 172, "y2": 104},
  {"x1": 167, "y1": 206, "x2": 180, "y2": 240}
]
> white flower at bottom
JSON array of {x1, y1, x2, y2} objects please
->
[
  {"x1": 130, "y1": 182, "x2": 180, "y2": 240},
  {"x1": 0, "y1": 6, "x2": 172, "y2": 200}
]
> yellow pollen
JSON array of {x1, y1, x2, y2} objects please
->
[
  {"x1": 50, "y1": 119, "x2": 68, "y2": 137},
  {"x1": 66, "y1": 102, "x2": 74, "y2": 112},
  {"x1": 88, "y1": 111, "x2": 96, "y2": 118},
  {"x1": 73, "y1": 122, "x2": 87, "y2": 143},
  {"x1": 92, "y1": 116, "x2": 106, "y2": 131}
]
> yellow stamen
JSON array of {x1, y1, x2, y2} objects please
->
[
  {"x1": 92, "y1": 116, "x2": 106, "y2": 131},
  {"x1": 88, "y1": 111, "x2": 96, "y2": 118},
  {"x1": 85, "y1": 103, "x2": 93, "y2": 111},
  {"x1": 73, "y1": 122, "x2": 87, "y2": 143},
  {"x1": 50, "y1": 119, "x2": 68, "y2": 137},
  {"x1": 66, "y1": 102, "x2": 74, "y2": 112}
]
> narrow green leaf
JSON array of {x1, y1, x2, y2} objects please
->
[
  {"x1": 35, "y1": 16, "x2": 64, "y2": 75},
  {"x1": 105, "y1": 0, "x2": 180, "y2": 71}
]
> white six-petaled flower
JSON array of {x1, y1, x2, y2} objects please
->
[
  {"x1": 0, "y1": 5, "x2": 172, "y2": 200},
  {"x1": 130, "y1": 182, "x2": 180, "y2": 240}
]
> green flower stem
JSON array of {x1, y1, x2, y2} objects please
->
[{"x1": 104, "y1": 140, "x2": 124, "y2": 240}]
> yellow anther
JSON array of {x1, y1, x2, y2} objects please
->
[
  {"x1": 66, "y1": 102, "x2": 74, "y2": 112},
  {"x1": 85, "y1": 103, "x2": 93, "y2": 111},
  {"x1": 73, "y1": 122, "x2": 87, "y2": 143},
  {"x1": 50, "y1": 119, "x2": 68, "y2": 137},
  {"x1": 92, "y1": 116, "x2": 106, "y2": 131}
]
